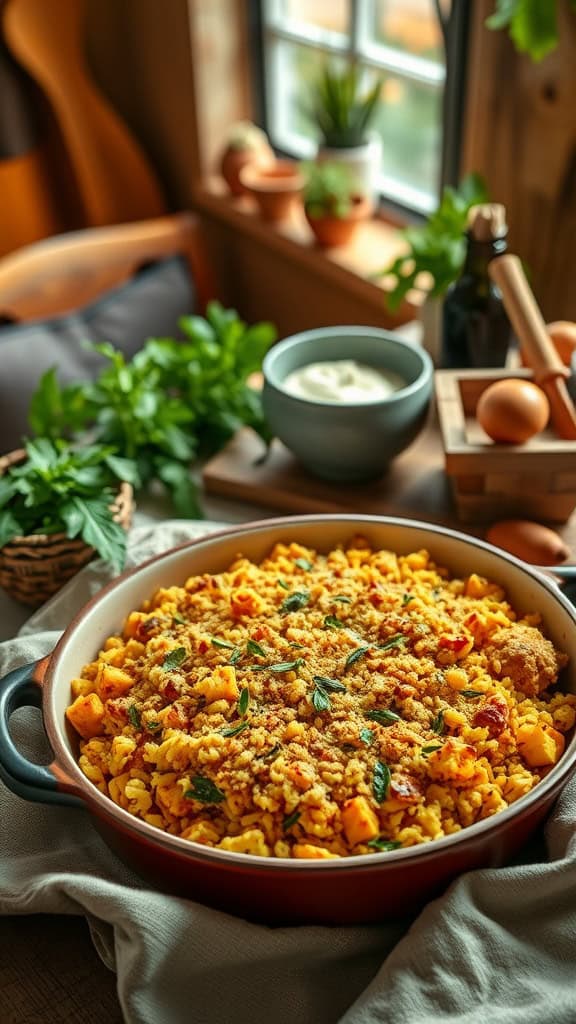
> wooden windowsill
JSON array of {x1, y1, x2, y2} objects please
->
[{"x1": 193, "y1": 179, "x2": 422, "y2": 328}]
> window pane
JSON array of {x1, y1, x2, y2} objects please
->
[
  {"x1": 372, "y1": 71, "x2": 442, "y2": 201},
  {"x1": 277, "y1": 0, "x2": 350, "y2": 37},
  {"x1": 266, "y1": 41, "x2": 340, "y2": 153},
  {"x1": 370, "y1": 0, "x2": 444, "y2": 62}
]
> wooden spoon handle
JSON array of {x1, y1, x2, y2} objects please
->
[{"x1": 489, "y1": 254, "x2": 569, "y2": 383}]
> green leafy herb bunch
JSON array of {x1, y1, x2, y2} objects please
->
[
  {"x1": 29, "y1": 301, "x2": 277, "y2": 517},
  {"x1": 0, "y1": 439, "x2": 139, "y2": 571},
  {"x1": 378, "y1": 173, "x2": 489, "y2": 312}
]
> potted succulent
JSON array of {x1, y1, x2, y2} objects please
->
[
  {"x1": 218, "y1": 120, "x2": 274, "y2": 197},
  {"x1": 303, "y1": 63, "x2": 384, "y2": 210},
  {"x1": 302, "y1": 160, "x2": 370, "y2": 248}
]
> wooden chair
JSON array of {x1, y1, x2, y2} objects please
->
[{"x1": 0, "y1": 211, "x2": 215, "y2": 322}]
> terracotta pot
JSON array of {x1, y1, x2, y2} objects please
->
[
  {"x1": 219, "y1": 142, "x2": 274, "y2": 197},
  {"x1": 239, "y1": 160, "x2": 304, "y2": 223},
  {"x1": 305, "y1": 194, "x2": 370, "y2": 248},
  {"x1": 1, "y1": 514, "x2": 575, "y2": 926}
]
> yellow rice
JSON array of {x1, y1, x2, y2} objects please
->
[{"x1": 66, "y1": 537, "x2": 576, "y2": 859}]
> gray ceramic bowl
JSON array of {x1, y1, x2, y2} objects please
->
[{"x1": 262, "y1": 326, "x2": 434, "y2": 481}]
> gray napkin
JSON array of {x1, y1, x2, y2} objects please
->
[{"x1": 1, "y1": 521, "x2": 575, "y2": 1024}]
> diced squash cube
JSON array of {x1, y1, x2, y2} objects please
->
[
  {"x1": 292, "y1": 844, "x2": 340, "y2": 860},
  {"x1": 341, "y1": 795, "x2": 380, "y2": 846},
  {"x1": 517, "y1": 723, "x2": 565, "y2": 767},
  {"x1": 194, "y1": 665, "x2": 238, "y2": 703},
  {"x1": 230, "y1": 588, "x2": 265, "y2": 617},
  {"x1": 66, "y1": 692, "x2": 105, "y2": 739},
  {"x1": 96, "y1": 664, "x2": 135, "y2": 700},
  {"x1": 70, "y1": 677, "x2": 95, "y2": 699}
]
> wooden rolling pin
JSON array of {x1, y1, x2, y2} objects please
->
[{"x1": 489, "y1": 254, "x2": 576, "y2": 440}]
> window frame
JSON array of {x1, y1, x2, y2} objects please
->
[{"x1": 254, "y1": 0, "x2": 457, "y2": 218}]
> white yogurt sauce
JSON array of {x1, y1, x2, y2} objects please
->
[{"x1": 282, "y1": 359, "x2": 406, "y2": 403}]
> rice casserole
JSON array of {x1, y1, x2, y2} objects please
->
[{"x1": 66, "y1": 537, "x2": 575, "y2": 859}]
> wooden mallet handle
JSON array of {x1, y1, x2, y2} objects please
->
[
  {"x1": 489, "y1": 254, "x2": 569, "y2": 382},
  {"x1": 489, "y1": 254, "x2": 576, "y2": 440}
]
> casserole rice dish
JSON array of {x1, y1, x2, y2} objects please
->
[
  {"x1": 65, "y1": 535, "x2": 575, "y2": 861},
  {"x1": 2, "y1": 515, "x2": 576, "y2": 924}
]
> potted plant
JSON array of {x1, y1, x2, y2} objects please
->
[
  {"x1": 238, "y1": 158, "x2": 305, "y2": 224},
  {"x1": 376, "y1": 173, "x2": 489, "y2": 362},
  {"x1": 303, "y1": 63, "x2": 384, "y2": 210},
  {"x1": 0, "y1": 439, "x2": 136, "y2": 606},
  {"x1": 218, "y1": 120, "x2": 274, "y2": 197},
  {"x1": 302, "y1": 160, "x2": 370, "y2": 248}
]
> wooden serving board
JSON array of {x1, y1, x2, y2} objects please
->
[
  {"x1": 202, "y1": 419, "x2": 576, "y2": 552},
  {"x1": 203, "y1": 418, "x2": 469, "y2": 531}
]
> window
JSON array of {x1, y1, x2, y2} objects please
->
[{"x1": 258, "y1": 0, "x2": 446, "y2": 215}]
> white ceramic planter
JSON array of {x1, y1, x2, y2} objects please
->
[{"x1": 316, "y1": 135, "x2": 382, "y2": 211}]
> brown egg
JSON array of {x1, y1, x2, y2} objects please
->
[
  {"x1": 546, "y1": 321, "x2": 576, "y2": 367},
  {"x1": 476, "y1": 378, "x2": 550, "y2": 443},
  {"x1": 486, "y1": 520, "x2": 572, "y2": 565}
]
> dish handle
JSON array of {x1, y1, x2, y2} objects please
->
[{"x1": 0, "y1": 659, "x2": 83, "y2": 807}]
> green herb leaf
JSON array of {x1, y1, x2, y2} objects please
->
[
  {"x1": 421, "y1": 744, "x2": 443, "y2": 756},
  {"x1": 312, "y1": 676, "x2": 346, "y2": 693},
  {"x1": 211, "y1": 637, "x2": 235, "y2": 650},
  {"x1": 367, "y1": 838, "x2": 403, "y2": 852},
  {"x1": 294, "y1": 557, "x2": 313, "y2": 571},
  {"x1": 246, "y1": 639, "x2": 267, "y2": 658},
  {"x1": 248, "y1": 659, "x2": 305, "y2": 673},
  {"x1": 260, "y1": 743, "x2": 281, "y2": 760},
  {"x1": 333, "y1": 595, "x2": 351, "y2": 604},
  {"x1": 282, "y1": 809, "x2": 301, "y2": 830},
  {"x1": 0, "y1": 508, "x2": 23, "y2": 548},
  {"x1": 486, "y1": 0, "x2": 558, "y2": 62},
  {"x1": 128, "y1": 705, "x2": 141, "y2": 729},
  {"x1": 360, "y1": 727, "x2": 374, "y2": 746},
  {"x1": 60, "y1": 494, "x2": 127, "y2": 573},
  {"x1": 146, "y1": 720, "x2": 161, "y2": 732},
  {"x1": 373, "y1": 761, "x2": 391, "y2": 803},
  {"x1": 162, "y1": 646, "x2": 187, "y2": 671},
  {"x1": 281, "y1": 590, "x2": 310, "y2": 614},
  {"x1": 173, "y1": 613, "x2": 187, "y2": 625},
  {"x1": 402, "y1": 593, "x2": 414, "y2": 607},
  {"x1": 461, "y1": 689, "x2": 484, "y2": 698},
  {"x1": 324, "y1": 614, "x2": 346, "y2": 629},
  {"x1": 277, "y1": 578, "x2": 290, "y2": 590},
  {"x1": 378, "y1": 635, "x2": 406, "y2": 651},
  {"x1": 345, "y1": 646, "x2": 369, "y2": 669},
  {"x1": 311, "y1": 686, "x2": 332, "y2": 713},
  {"x1": 288, "y1": 641, "x2": 306, "y2": 649},
  {"x1": 237, "y1": 686, "x2": 250, "y2": 716},
  {"x1": 220, "y1": 722, "x2": 249, "y2": 738},
  {"x1": 431, "y1": 710, "x2": 446, "y2": 735},
  {"x1": 229, "y1": 648, "x2": 242, "y2": 665},
  {"x1": 365, "y1": 709, "x2": 401, "y2": 725},
  {"x1": 185, "y1": 776, "x2": 225, "y2": 804}
]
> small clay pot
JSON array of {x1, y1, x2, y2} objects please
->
[
  {"x1": 304, "y1": 195, "x2": 370, "y2": 247},
  {"x1": 239, "y1": 160, "x2": 305, "y2": 223},
  {"x1": 220, "y1": 142, "x2": 274, "y2": 197}
]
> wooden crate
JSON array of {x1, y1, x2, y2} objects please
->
[{"x1": 435, "y1": 368, "x2": 576, "y2": 523}]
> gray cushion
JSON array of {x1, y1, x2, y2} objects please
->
[{"x1": 0, "y1": 254, "x2": 195, "y2": 453}]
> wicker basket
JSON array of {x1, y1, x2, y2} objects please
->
[{"x1": 0, "y1": 449, "x2": 134, "y2": 608}]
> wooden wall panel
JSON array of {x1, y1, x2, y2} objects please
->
[{"x1": 462, "y1": 0, "x2": 576, "y2": 322}]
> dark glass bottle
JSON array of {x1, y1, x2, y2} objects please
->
[{"x1": 440, "y1": 203, "x2": 513, "y2": 369}]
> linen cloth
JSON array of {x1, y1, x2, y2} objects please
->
[{"x1": 1, "y1": 519, "x2": 575, "y2": 1024}]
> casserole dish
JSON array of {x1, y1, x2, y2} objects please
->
[{"x1": 1, "y1": 514, "x2": 575, "y2": 925}]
